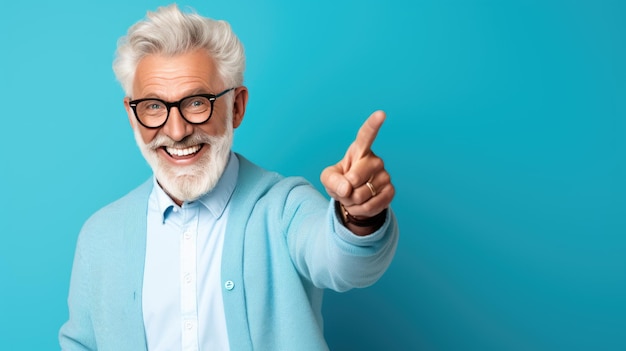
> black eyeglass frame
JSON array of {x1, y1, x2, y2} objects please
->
[{"x1": 128, "y1": 87, "x2": 235, "y2": 129}]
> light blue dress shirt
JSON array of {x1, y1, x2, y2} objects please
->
[{"x1": 143, "y1": 152, "x2": 239, "y2": 351}]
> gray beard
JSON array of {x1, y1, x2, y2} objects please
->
[{"x1": 133, "y1": 117, "x2": 233, "y2": 203}]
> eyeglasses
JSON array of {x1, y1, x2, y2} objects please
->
[{"x1": 128, "y1": 88, "x2": 235, "y2": 129}]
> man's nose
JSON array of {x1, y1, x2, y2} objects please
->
[{"x1": 162, "y1": 107, "x2": 193, "y2": 142}]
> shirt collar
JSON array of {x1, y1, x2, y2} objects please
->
[{"x1": 152, "y1": 152, "x2": 239, "y2": 222}]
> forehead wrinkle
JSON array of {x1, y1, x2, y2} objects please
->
[{"x1": 137, "y1": 76, "x2": 214, "y2": 100}]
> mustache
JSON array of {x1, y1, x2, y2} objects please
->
[{"x1": 146, "y1": 131, "x2": 219, "y2": 150}]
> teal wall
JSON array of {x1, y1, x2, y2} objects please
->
[{"x1": 1, "y1": 1, "x2": 624, "y2": 349}]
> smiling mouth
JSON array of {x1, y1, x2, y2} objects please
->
[{"x1": 164, "y1": 144, "x2": 203, "y2": 157}]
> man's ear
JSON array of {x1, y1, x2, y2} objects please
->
[
  {"x1": 232, "y1": 86, "x2": 248, "y2": 129},
  {"x1": 123, "y1": 97, "x2": 136, "y2": 128}
]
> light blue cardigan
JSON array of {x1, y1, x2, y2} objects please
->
[{"x1": 59, "y1": 154, "x2": 399, "y2": 350}]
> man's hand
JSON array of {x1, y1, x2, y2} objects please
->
[{"x1": 321, "y1": 110, "x2": 395, "y2": 235}]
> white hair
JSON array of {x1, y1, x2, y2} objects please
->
[{"x1": 113, "y1": 4, "x2": 245, "y2": 96}]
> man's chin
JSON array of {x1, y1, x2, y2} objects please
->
[{"x1": 157, "y1": 172, "x2": 208, "y2": 202}]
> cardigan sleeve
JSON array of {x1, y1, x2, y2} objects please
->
[
  {"x1": 282, "y1": 180, "x2": 399, "y2": 292},
  {"x1": 59, "y1": 228, "x2": 97, "y2": 351}
]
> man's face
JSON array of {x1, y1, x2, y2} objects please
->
[{"x1": 124, "y1": 50, "x2": 245, "y2": 204}]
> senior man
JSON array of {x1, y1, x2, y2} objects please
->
[{"x1": 60, "y1": 4, "x2": 398, "y2": 351}]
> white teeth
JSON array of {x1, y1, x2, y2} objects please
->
[{"x1": 166, "y1": 144, "x2": 201, "y2": 157}]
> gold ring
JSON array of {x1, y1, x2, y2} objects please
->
[{"x1": 366, "y1": 181, "x2": 377, "y2": 197}]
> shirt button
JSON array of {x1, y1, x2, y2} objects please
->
[
  {"x1": 224, "y1": 280, "x2": 235, "y2": 290},
  {"x1": 184, "y1": 231, "x2": 192, "y2": 240},
  {"x1": 185, "y1": 321, "x2": 193, "y2": 330},
  {"x1": 184, "y1": 274, "x2": 192, "y2": 284}
]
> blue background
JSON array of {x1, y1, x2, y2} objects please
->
[{"x1": 1, "y1": 0, "x2": 625, "y2": 350}]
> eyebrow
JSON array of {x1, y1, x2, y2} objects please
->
[{"x1": 135, "y1": 88, "x2": 218, "y2": 101}]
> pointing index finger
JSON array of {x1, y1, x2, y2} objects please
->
[{"x1": 353, "y1": 110, "x2": 386, "y2": 158}]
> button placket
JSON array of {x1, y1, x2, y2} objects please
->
[{"x1": 180, "y1": 205, "x2": 200, "y2": 351}]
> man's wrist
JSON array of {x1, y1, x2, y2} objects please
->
[{"x1": 334, "y1": 201, "x2": 387, "y2": 231}]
